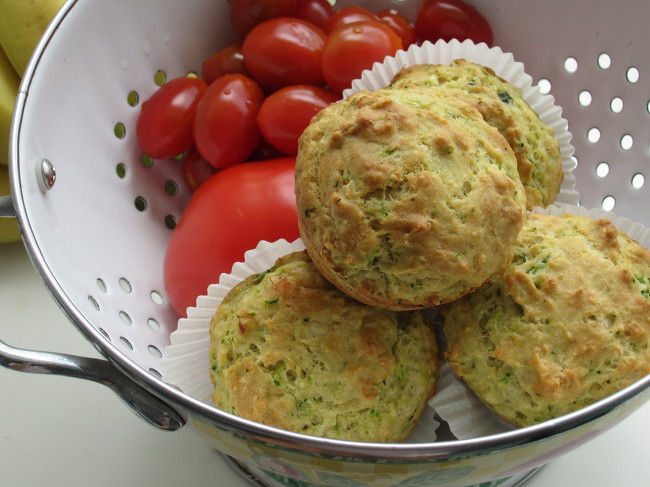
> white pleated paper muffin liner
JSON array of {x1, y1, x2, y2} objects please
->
[
  {"x1": 162, "y1": 239, "x2": 306, "y2": 406},
  {"x1": 162, "y1": 205, "x2": 649, "y2": 442},
  {"x1": 161, "y1": 237, "x2": 441, "y2": 442},
  {"x1": 426, "y1": 203, "x2": 650, "y2": 440},
  {"x1": 342, "y1": 38, "x2": 579, "y2": 208}
]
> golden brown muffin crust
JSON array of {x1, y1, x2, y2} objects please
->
[
  {"x1": 390, "y1": 60, "x2": 563, "y2": 209},
  {"x1": 441, "y1": 213, "x2": 650, "y2": 427},
  {"x1": 209, "y1": 251, "x2": 439, "y2": 442},
  {"x1": 296, "y1": 88, "x2": 526, "y2": 310}
]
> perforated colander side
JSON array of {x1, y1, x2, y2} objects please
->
[
  {"x1": 479, "y1": 0, "x2": 650, "y2": 222},
  {"x1": 13, "y1": 0, "x2": 232, "y2": 376},
  {"x1": 12, "y1": 0, "x2": 650, "y2": 378}
]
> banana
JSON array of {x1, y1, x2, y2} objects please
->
[
  {"x1": 0, "y1": 0, "x2": 66, "y2": 76},
  {"x1": 0, "y1": 46, "x2": 20, "y2": 166},
  {"x1": 0, "y1": 0, "x2": 63, "y2": 244},
  {"x1": 0, "y1": 164, "x2": 21, "y2": 243}
]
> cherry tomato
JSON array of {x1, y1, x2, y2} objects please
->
[
  {"x1": 181, "y1": 148, "x2": 218, "y2": 192},
  {"x1": 193, "y1": 74, "x2": 264, "y2": 169},
  {"x1": 415, "y1": 0, "x2": 493, "y2": 46},
  {"x1": 201, "y1": 44, "x2": 248, "y2": 85},
  {"x1": 324, "y1": 6, "x2": 377, "y2": 34},
  {"x1": 376, "y1": 9, "x2": 417, "y2": 48},
  {"x1": 242, "y1": 17, "x2": 326, "y2": 91},
  {"x1": 321, "y1": 20, "x2": 403, "y2": 94},
  {"x1": 163, "y1": 157, "x2": 300, "y2": 316},
  {"x1": 293, "y1": 0, "x2": 335, "y2": 29},
  {"x1": 136, "y1": 77, "x2": 208, "y2": 159},
  {"x1": 229, "y1": 0, "x2": 298, "y2": 38},
  {"x1": 257, "y1": 85, "x2": 339, "y2": 155}
]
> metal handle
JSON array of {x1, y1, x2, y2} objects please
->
[{"x1": 0, "y1": 338, "x2": 185, "y2": 431}]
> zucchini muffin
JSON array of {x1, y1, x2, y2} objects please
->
[
  {"x1": 209, "y1": 251, "x2": 439, "y2": 442},
  {"x1": 390, "y1": 60, "x2": 563, "y2": 209},
  {"x1": 296, "y1": 87, "x2": 526, "y2": 310},
  {"x1": 441, "y1": 212, "x2": 650, "y2": 427}
]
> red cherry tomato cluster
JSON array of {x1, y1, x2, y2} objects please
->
[
  {"x1": 151, "y1": 0, "x2": 493, "y2": 316},
  {"x1": 136, "y1": 0, "x2": 492, "y2": 194}
]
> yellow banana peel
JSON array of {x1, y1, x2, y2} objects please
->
[
  {"x1": 0, "y1": 46, "x2": 20, "y2": 167},
  {"x1": 0, "y1": 0, "x2": 63, "y2": 243},
  {"x1": 0, "y1": 164, "x2": 21, "y2": 243},
  {"x1": 0, "y1": 0, "x2": 66, "y2": 76}
]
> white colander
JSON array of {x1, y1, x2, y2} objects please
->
[{"x1": 2, "y1": 0, "x2": 650, "y2": 486}]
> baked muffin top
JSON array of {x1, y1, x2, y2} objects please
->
[
  {"x1": 441, "y1": 212, "x2": 650, "y2": 426},
  {"x1": 295, "y1": 87, "x2": 526, "y2": 310},
  {"x1": 390, "y1": 60, "x2": 563, "y2": 209},
  {"x1": 209, "y1": 251, "x2": 439, "y2": 442}
]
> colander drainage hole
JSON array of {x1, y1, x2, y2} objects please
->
[
  {"x1": 626, "y1": 66, "x2": 639, "y2": 84},
  {"x1": 119, "y1": 336, "x2": 133, "y2": 351},
  {"x1": 148, "y1": 318, "x2": 161, "y2": 332},
  {"x1": 164, "y1": 180, "x2": 179, "y2": 196},
  {"x1": 88, "y1": 295, "x2": 100, "y2": 311},
  {"x1": 620, "y1": 134, "x2": 634, "y2": 151},
  {"x1": 89, "y1": 278, "x2": 109, "y2": 311},
  {"x1": 119, "y1": 311, "x2": 132, "y2": 326},
  {"x1": 165, "y1": 215, "x2": 177, "y2": 230},
  {"x1": 610, "y1": 97, "x2": 623, "y2": 114},
  {"x1": 578, "y1": 90, "x2": 592, "y2": 107},
  {"x1": 154, "y1": 69, "x2": 167, "y2": 86},
  {"x1": 113, "y1": 122, "x2": 126, "y2": 139},
  {"x1": 602, "y1": 195, "x2": 616, "y2": 211},
  {"x1": 564, "y1": 56, "x2": 578, "y2": 73},
  {"x1": 598, "y1": 52, "x2": 611, "y2": 70},
  {"x1": 148, "y1": 345, "x2": 162, "y2": 358},
  {"x1": 99, "y1": 328, "x2": 110, "y2": 341},
  {"x1": 537, "y1": 78, "x2": 551, "y2": 95},
  {"x1": 116, "y1": 163, "x2": 127, "y2": 179},
  {"x1": 135, "y1": 196, "x2": 148, "y2": 212},
  {"x1": 141, "y1": 153, "x2": 154, "y2": 168},
  {"x1": 150, "y1": 290, "x2": 164, "y2": 306},
  {"x1": 632, "y1": 173, "x2": 645, "y2": 189},
  {"x1": 149, "y1": 369, "x2": 162, "y2": 379},
  {"x1": 127, "y1": 90, "x2": 140, "y2": 107},
  {"x1": 587, "y1": 127, "x2": 601, "y2": 143},
  {"x1": 596, "y1": 162, "x2": 610, "y2": 178},
  {"x1": 119, "y1": 277, "x2": 132, "y2": 293}
]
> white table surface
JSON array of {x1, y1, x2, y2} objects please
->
[{"x1": 1, "y1": 240, "x2": 649, "y2": 487}]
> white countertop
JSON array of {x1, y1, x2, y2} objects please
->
[{"x1": 1, "y1": 240, "x2": 649, "y2": 487}]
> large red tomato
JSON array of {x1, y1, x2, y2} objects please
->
[
  {"x1": 415, "y1": 0, "x2": 493, "y2": 46},
  {"x1": 136, "y1": 77, "x2": 208, "y2": 159},
  {"x1": 257, "y1": 85, "x2": 339, "y2": 155},
  {"x1": 321, "y1": 20, "x2": 403, "y2": 94},
  {"x1": 163, "y1": 157, "x2": 300, "y2": 316},
  {"x1": 193, "y1": 73, "x2": 264, "y2": 169},
  {"x1": 242, "y1": 17, "x2": 327, "y2": 91}
]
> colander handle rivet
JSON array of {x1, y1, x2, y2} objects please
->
[{"x1": 37, "y1": 158, "x2": 56, "y2": 190}]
